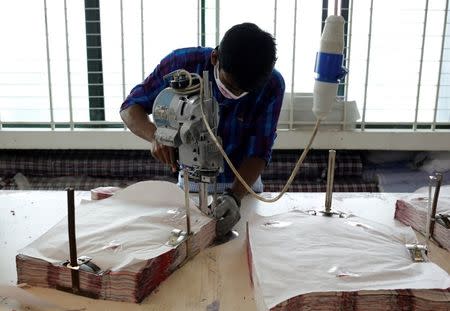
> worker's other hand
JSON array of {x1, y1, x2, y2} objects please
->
[
  {"x1": 213, "y1": 191, "x2": 241, "y2": 237},
  {"x1": 150, "y1": 141, "x2": 177, "y2": 172}
]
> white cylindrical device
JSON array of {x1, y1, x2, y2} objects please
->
[{"x1": 313, "y1": 15, "x2": 347, "y2": 120}]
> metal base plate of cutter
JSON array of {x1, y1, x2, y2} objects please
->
[
  {"x1": 168, "y1": 229, "x2": 189, "y2": 247},
  {"x1": 307, "y1": 210, "x2": 348, "y2": 218},
  {"x1": 212, "y1": 230, "x2": 239, "y2": 246}
]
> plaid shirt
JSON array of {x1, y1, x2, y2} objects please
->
[{"x1": 121, "y1": 47, "x2": 285, "y2": 184}]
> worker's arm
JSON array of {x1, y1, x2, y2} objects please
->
[
  {"x1": 230, "y1": 157, "x2": 266, "y2": 200},
  {"x1": 120, "y1": 105, "x2": 156, "y2": 143},
  {"x1": 120, "y1": 105, "x2": 176, "y2": 171},
  {"x1": 213, "y1": 157, "x2": 266, "y2": 237}
]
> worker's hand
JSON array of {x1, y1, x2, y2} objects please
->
[
  {"x1": 150, "y1": 141, "x2": 177, "y2": 172},
  {"x1": 213, "y1": 190, "x2": 241, "y2": 237}
]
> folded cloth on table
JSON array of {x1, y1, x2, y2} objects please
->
[
  {"x1": 16, "y1": 181, "x2": 216, "y2": 303},
  {"x1": 247, "y1": 211, "x2": 450, "y2": 310}
]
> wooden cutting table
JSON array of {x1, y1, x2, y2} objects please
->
[{"x1": 1, "y1": 190, "x2": 449, "y2": 311}]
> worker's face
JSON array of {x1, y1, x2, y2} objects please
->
[{"x1": 211, "y1": 50, "x2": 247, "y2": 97}]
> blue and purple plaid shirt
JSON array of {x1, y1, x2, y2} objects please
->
[{"x1": 121, "y1": 47, "x2": 285, "y2": 185}]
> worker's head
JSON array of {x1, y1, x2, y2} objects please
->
[{"x1": 211, "y1": 23, "x2": 277, "y2": 96}]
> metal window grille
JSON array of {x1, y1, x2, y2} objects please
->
[{"x1": 0, "y1": 0, "x2": 449, "y2": 149}]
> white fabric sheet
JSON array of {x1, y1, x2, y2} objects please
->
[
  {"x1": 248, "y1": 211, "x2": 450, "y2": 310},
  {"x1": 19, "y1": 181, "x2": 212, "y2": 272}
]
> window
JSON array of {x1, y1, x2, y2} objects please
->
[
  {"x1": 0, "y1": 0, "x2": 449, "y2": 149},
  {"x1": 348, "y1": 0, "x2": 449, "y2": 129}
]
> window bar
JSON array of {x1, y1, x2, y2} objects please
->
[
  {"x1": 215, "y1": 0, "x2": 220, "y2": 46},
  {"x1": 6, "y1": 120, "x2": 449, "y2": 127},
  {"x1": 44, "y1": 0, "x2": 55, "y2": 131},
  {"x1": 289, "y1": 0, "x2": 298, "y2": 130},
  {"x1": 140, "y1": 0, "x2": 145, "y2": 81},
  {"x1": 120, "y1": 0, "x2": 125, "y2": 101},
  {"x1": 334, "y1": 0, "x2": 339, "y2": 15},
  {"x1": 85, "y1": 1, "x2": 105, "y2": 122},
  {"x1": 413, "y1": 0, "x2": 429, "y2": 131},
  {"x1": 432, "y1": 1, "x2": 449, "y2": 131},
  {"x1": 120, "y1": 0, "x2": 127, "y2": 130},
  {"x1": 1, "y1": 121, "x2": 123, "y2": 126},
  {"x1": 273, "y1": 0, "x2": 277, "y2": 37},
  {"x1": 321, "y1": 0, "x2": 328, "y2": 32},
  {"x1": 64, "y1": 0, "x2": 74, "y2": 131},
  {"x1": 360, "y1": 0, "x2": 374, "y2": 131},
  {"x1": 342, "y1": 0, "x2": 352, "y2": 130},
  {"x1": 201, "y1": 0, "x2": 206, "y2": 46},
  {"x1": 197, "y1": 0, "x2": 200, "y2": 46},
  {"x1": 344, "y1": 0, "x2": 353, "y2": 103}
]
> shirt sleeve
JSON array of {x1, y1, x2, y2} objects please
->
[
  {"x1": 120, "y1": 51, "x2": 177, "y2": 114},
  {"x1": 245, "y1": 70, "x2": 285, "y2": 164}
]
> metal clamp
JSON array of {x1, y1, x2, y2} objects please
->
[
  {"x1": 405, "y1": 244, "x2": 428, "y2": 262},
  {"x1": 168, "y1": 229, "x2": 188, "y2": 246},
  {"x1": 307, "y1": 209, "x2": 347, "y2": 218},
  {"x1": 66, "y1": 263, "x2": 80, "y2": 270},
  {"x1": 62, "y1": 256, "x2": 101, "y2": 274}
]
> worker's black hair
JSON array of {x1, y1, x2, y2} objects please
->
[{"x1": 218, "y1": 23, "x2": 277, "y2": 92}]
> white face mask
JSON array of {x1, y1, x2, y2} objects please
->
[{"x1": 214, "y1": 63, "x2": 248, "y2": 100}]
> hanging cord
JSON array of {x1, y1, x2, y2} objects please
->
[{"x1": 170, "y1": 70, "x2": 321, "y2": 203}]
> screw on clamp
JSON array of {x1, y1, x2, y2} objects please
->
[{"x1": 405, "y1": 244, "x2": 428, "y2": 262}]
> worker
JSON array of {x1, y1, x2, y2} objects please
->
[{"x1": 120, "y1": 23, "x2": 285, "y2": 237}]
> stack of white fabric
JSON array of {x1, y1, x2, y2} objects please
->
[
  {"x1": 16, "y1": 181, "x2": 216, "y2": 302},
  {"x1": 395, "y1": 191, "x2": 450, "y2": 251},
  {"x1": 247, "y1": 211, "x2": 450, "y2": 311}
]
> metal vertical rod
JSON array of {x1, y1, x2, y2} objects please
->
[
  {"x1": 289, "y1": 0, "x2": 298, "y2": 130},
  {"x1": 215, "y1": 0, "x2": 220, "y2": 46},
  {"x1": 334, "y1": 0, "x2": 339, "y2": 15},
  {"x1": 199, "y1": 182, "x2": 208, "y2": 216},
  {"x1": 213, "y1": 181, "x2": 218, "y2": 210},
  {"x1": 360, "y1": 0, "x2": 374, "y2": 131},
  {"x1": 203, "y1": 70, "x2": 210, "y2": 99},
  {"x1": 273, "y1": 0, "x2": 278, "y2": 37},
  {"x1": 429, "y1": 173, "x2": 442, "y2": 238},
  {"x1": 63, "y1": 0, "x2": 74, "y2": 131},
  {"x1": 140, "y1": 0, "x2": 145, "y2": 81},
  {"x1": 432, "y1": 0, "x2": 449, "y2": 131},
  {"x1": 66, "y1": 187, "x2": 79, "y2": 293},
  {"x1": 44, "y1": 0, "x2": 55, "y2": 131},
  {"x1": 183, "y1": 170, "x2": 191, "y2": 236},
  {"x1": 426, "y1": 177, "x2": 433, "y2": 247},
  {"x1": 413, "y1": 0, "x2": 429, "y2": 131},
  {"x1": 325, "y1": 150, "x2": 336, "y2": 213}
]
